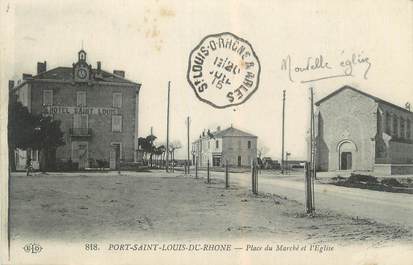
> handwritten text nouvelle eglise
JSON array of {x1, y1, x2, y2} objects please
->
[{"x1": 281, "y1": 51, "x2": 371, "y2": 84}]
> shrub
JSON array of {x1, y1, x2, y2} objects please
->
[
  {"x1": 332, "y1": 175, "x2": 346, "y2": 181},
  {"x1": 348, "y1": 173, "x2": 378, "y2": 184},
  {"x1": 381, "y1": 178, "x2": 406, "y2": 187}
]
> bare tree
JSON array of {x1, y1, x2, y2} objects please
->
[
  {"x1": 257, "y1": 142, "x2": 269, "y2": 170},
  {"x1": 169, "y1": 140, "x2": 182, "y2": 165},
  {"x1": 257, "y1": 142, "x2": 269, "y2": 159}
]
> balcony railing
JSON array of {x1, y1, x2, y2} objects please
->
[{"x1": 69, "y1": 128, "x2": 92, "y2": 137}]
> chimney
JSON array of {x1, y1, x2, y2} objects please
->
[
  {"x1": 217, "y1": 126, "x2": 221, "y2": 131},
  {"x1": 8, "y1": 80, "x2": 14, "y2": 90},
  {"x1": 22, "y1": 73, "x2": 32, "y2": 80},
  {"x1": 37, "y1": 61, "x2": 47, "y2": 74},
  {"x1": 113, "y1": 70, "x2": 125, "y2": 78},
  {"x1": 97, "y1": 61, "x2": 101, "y2": 72}
]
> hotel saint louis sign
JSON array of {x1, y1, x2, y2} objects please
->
[{"x1": 42, "y1": 105, "x2": 119, "y2": 116}]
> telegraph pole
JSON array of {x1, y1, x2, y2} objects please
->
[
  {"x1": 310, "y1": 87, "x2": 316, "y2": 210},
  {"x1": 310, "y1": 87, "x2": 313, "y2": 168},
  {"x1": 166, "y1": 81, "x2": 170, "y2": 172},
  {"x1": 281, "y1": 90, "x2": 286, "y2": 174},
  {"x1": 305, "y1": 87, "x2": 315, "y2": 214},
  {"x1": 150, "y1": 126, "x2": 154, "y2": 168},
  {"x1": 186, "y1": 116, "x2": 190, "y2": 174}
]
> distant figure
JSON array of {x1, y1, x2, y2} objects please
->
[
  {"x1": 257, "y1": 157, "x2": 263, "y2": 174},
  {"x1": 26, "y1": 158, "x2": 33, "y2": 176}
]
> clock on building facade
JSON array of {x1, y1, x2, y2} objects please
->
[{"x1": 73, "y1": 50, "x2": 91, "y2": 82}]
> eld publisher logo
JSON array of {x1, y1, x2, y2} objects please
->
[{"x1": 23, "y1": 243, "x2": 43, "y2": 254}]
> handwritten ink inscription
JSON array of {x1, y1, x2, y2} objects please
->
[
  {"x1": 187, "y1": 32, "x2": 261, "y2": 109},
  {"x1": 281, "y1": 51, "x2": 371, "y2": 83}
]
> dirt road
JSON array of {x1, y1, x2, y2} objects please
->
[
  {"x1": 196, "y1": 170, "x2": 413, "y2": 229},
  {"x1": 9, "y1": 171, "x2": 412, "y2": 245}
]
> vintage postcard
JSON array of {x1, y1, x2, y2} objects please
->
[{"x1": 1, "y1": 0, "x2": 412, "y2": 264}]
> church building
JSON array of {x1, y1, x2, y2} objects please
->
[{"x1": 315, "y1": 85, "x2": 413, "y2": 175}]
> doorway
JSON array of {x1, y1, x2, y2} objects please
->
[
  {"x1": 340, "y1": 152, "x2": 352, "y2": 170},
  {"x1": 110, "y1": 143, "x2": 121, "y2": 170},
  {"x1": 212, "y1": 156, "x2": 221, "y2": 167},
  {"x1": 72, "y1": 141, "x2": 88, "y2": 170},
  {"x1": 338, "y1": 140, "x2": 357, "y2": 171},
  {"x1": 237, "y1": 156, "x2": 241, "y2": 167}
]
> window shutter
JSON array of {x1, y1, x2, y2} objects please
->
[
  {"x1": 77, "y1": 91, "x2": 86, "y2": 106},
  {"x1": 74, "y1": 114, "x2": 81, "y2": 128},
  {"x1": 112, "y1": 115, "x2": 122, "y2": 132},
  {"x1": 43, "y1": 90, "x2": 53, "y2": 105},
  {"x1": 80, "y1": 115, "x2": 88, "y2": 128},
  {"x1": 113, "y1": 93, "x2": 122, "y2": 108}
]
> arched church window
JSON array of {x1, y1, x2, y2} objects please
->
[
  {"x1": 400, "y1": 117, "x2": 405, "y2": 139},
  {"x1": 393, "y1": 114, "x2": 398, "y2": 137},
  {"x1": 385, "y1": 112, "x2": 391, "y2": 134}
]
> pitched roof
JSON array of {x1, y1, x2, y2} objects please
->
[
  {"x1": 30, "y1": 67, "x2": 138, "y2": 85},
  {"x1": 315, "y1": 85, "x2": 412, "y2": 114},
  {"x1": 213, "y1": 126, "x2": 257, "y2": 138}
]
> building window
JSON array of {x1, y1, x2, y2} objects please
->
[
  {"x1": 113, "y1": 92, "x2": 122, "y2": 108},
  {"x1": 407, "y1": 119, "x2": 411, "y2": 139},
  {"x1": 248, "y1": 140, "x2": 251, "y2": 149},
  {"x1": 385, "y1": 112, "x2": 391, "y2": 134},
  {"x1": 43, "y1": 90, "x2": 53, "y2": 105},
  {"x1": 111, "y1": 142, "x2": 123, "y2": 160},
  {"x1": 74, "y1": 114, "x2": 88, "y2": 128},
  {"x1": 393, "y1": 114, "x2": 398, "y2": 137},
  {"x1": 216, "y1": 140, "x2": 219, "y2": 149},
  {"x1": 30, "y1": 149, "x2": 38, "y2": 161},
  {"x1": 112, "y1": 115, "x2": 122, "y2": 132},
  {"x1": 400, "y1": 117, "x2": 405, "y2": 139},
  {"x1": 212, "y1": 156, "x2": 221, "y2": 166},
  {"x1": 77, "y1": 91, "x2": 86, "y2": 106}
]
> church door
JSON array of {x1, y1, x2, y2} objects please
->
[{"x1": 340, "y1": 152, "x2": 352, "y2": 170}]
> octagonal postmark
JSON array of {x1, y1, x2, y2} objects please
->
[{"x1": 187, "y1": 32, "x2": 261, "y2": 109}]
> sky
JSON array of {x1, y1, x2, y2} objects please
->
[{"x1": 4, "y1": 0, "x2": 413, "y2": 160}]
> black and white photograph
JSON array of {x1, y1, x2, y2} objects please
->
[{"x1": 0, "y1": 0, "x2": 412, "y2": 264}]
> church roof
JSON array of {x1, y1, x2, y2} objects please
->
[{"x1": 315, "y1": 85, "x2": 412, "y2": 114}]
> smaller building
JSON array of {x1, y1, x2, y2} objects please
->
[{"x1": 192, "y1": 126, "x2": 257, "y2": 167}]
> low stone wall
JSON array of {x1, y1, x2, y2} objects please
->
[{"x1": 374, "y1": 164, "x2": 413, "y2": 175}]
